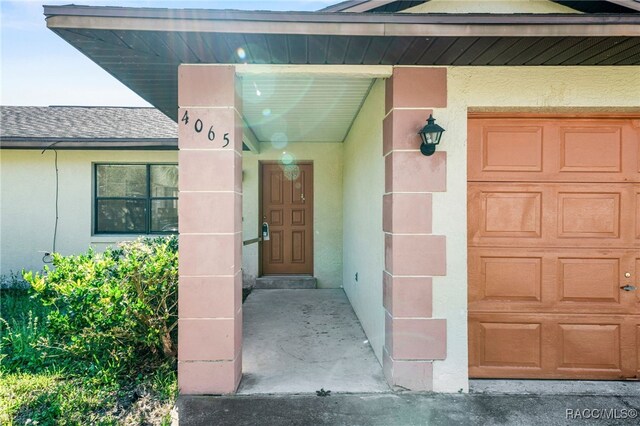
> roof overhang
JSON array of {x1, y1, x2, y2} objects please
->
[
  {"x1": 44, "y1": 5, "x2": 640, "y2": 121},
  {"x1": 323, "y1": 0, "x2": 640, "y2": 13},
  {"x1": 45, "y1": 7, "x2": 640, "y2": 37},
  {"x1": 318, "y1": 0, "x2": 403, "y2": 13},
  {"x1": 0, "y1": 137, "x2": 178, "y2": 150},
  {"x1": 608, "y1": 0, "x2": 640, "y2": 12}
]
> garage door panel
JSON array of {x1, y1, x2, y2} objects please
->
[
  {"x1": 554, "y1": 252, "x2": 634, "y2": 314},
  {"x1": 470, "y1": 248, "x2": 635, "y2": 314},
  {"x1": 478, "y1": 322, "x2": 542, "y2": 369},
  {"x1": 470, "y1": 183, "x2": 638, "y2": 248},
  {"x1": 554, "y1": 185, "x2": 637, "y2": 247},
  {"x1": 552, "y1": 121, "x2": 636, "y2": 183},
  {"x1": 630, "y1": 122, "x2": 640, "y2": 174},
  {"x1": 636, "y1": 192, "x2": 640, "y2": 241},
  {"x1": 635, "y1": 258, "x2": 640, "y2": 306},
  {"x1": 480, "y1": 125, "x2": 543, "y2": 172},
  {"x1": 637, "y1": 325, "x2": 640, "y2": 376},
  {"x1": 558, "y1": 126, "x2": 622, "y2": 173},
  {"x1": 469, "y1": 252, "x2": 545, "y2": 306},
  {"x1": 559, "y1": 258, "x2": 620, "y2": 304},
  {"x1": 468, "y1": 184, "x2": 550, "y2": 246},
  {"x1": 558, "y1": 324, "x2": 621, "y2": 372},
  {"x1": 480, "y1": 256, "x2": 542, "y2": 302},
  {"x1": 469, "y1": 115, "x2": 639, "y2": 380},
  {"x1": 470, "y1": 313, "x2": 637, "y2": 379},
  {"x1": 480, "y1": 191, "x2": 542, "y2": 238},
  {"x1": 469, "y1": 118, "x2": 639, "y2": 183},
  {"x1": 557, "y1": 192, "x2": 620, "y2": 239},
  {"x1": 554, "y1": 316, "x2": 638, "y2": 378}
]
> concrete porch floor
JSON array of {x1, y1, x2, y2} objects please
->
[{"x1": 238, "y1": 289, "x2": 389, "y2": 394}]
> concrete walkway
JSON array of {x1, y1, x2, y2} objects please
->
[
  {"x1": 178, "y1": 392, "x2": 640, "y2": 426},
  {"x1": 238, "y1": 289, "x2": 389, "y2": 394}
]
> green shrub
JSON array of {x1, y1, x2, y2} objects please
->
[{"x1": 22, "y1": 236, "x2": 178, "y2": 378}]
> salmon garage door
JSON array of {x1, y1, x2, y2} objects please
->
[{"x1": 468, "y1": 115, "x2": 640, "y2": 379}]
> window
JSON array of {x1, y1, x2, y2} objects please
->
[{"x1": 94, "y1": 164, "x2": 178, "y2": 234}]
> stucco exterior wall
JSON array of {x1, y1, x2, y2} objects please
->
[
  {"x1": 2, "y1": 143, "x2": 344, "y2": 288},
  {"x1": 242, "y1": 143, "x2": 344, "y2": 288},
  {"x1": 0, "y1": 149, "x2": 178, "y2": 275},
  {"x1": 342, "y1": 79, "x2": 386, "y2": 363},
  {"x1": 431, "y1": 66, "x2": 640, "y2": 392},
  {"x1": 405, "y1": 0, "x2": 581, "y2": 13}
]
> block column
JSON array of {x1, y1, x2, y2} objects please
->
[
  {"x1": 382, "y1": 67, "x2": 447, "y2": 391},
  {"x1": 177, "y1": 65, "x2": 243, "y2": 394}
]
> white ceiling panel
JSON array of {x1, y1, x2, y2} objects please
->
[{"x1": 241, "y1": 75, "x2": 375, "y2": 144}]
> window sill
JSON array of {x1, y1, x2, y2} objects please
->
[
  {"x1": 91, "y1": 234, "x2": 177, "y2": 244},
  {"x1": 90, "y1": 235, "x2": 145, "y2": 244}
]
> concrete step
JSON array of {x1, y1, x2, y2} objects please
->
[{"x1": 254, "y1": 275, "x2": 317, "y2": 289}]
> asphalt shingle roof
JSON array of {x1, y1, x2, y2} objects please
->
[{"x1": 0, "y1": 106, "x2": 177, "y2": 148}]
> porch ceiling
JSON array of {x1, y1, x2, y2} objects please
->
[
  {"x1": 44, "y1": 6, "x2": 640, "y2": 121},
  {"x1": 242, "y1": 74, "x2": 374, "y2": 144}
]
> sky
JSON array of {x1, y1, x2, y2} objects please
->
[{"x1": 0, "y1": 0, "x2": 336, "y2": 107}]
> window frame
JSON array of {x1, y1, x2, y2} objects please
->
[{"x1": 93, "y1": 162, "x2": 178, "y2": 235}]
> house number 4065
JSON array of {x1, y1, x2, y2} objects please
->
[{"x1": 181, "y1": 110, "x2": 230, "y2": 148}]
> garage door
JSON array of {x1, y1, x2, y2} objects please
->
[{"x1": 468, "y1": 114, "x2": 640, "y2": 379}]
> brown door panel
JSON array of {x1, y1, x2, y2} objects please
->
[
  {"x1": 468, "y1": 115, "x2": 640, "y2": 381},
  {"x1": 469, "y1": 313, "x2": 639, "y2": 379},
  {"x1": 468, "y1": 183, "x2": 640, "y2": 249},
  {"x1": 468, "y1": 118, "x2": 640, "y2": 183},
  {"x1": 636, "y1": 190, "x2": 640, "y2": 244},
  {"x1": 469, "y1": 248, "x2": 639, "y2": 315},
  {"x1": 261, "y1": 163, "x2": 313, "y2": 275}
]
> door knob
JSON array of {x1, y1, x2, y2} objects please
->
[{"x1": 620, "y1": 285, "x2": 637, "y2": 291}]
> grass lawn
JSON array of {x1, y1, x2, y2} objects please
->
[{"x1": 0, "y1": 289, "x2": 178, "y2": 425}]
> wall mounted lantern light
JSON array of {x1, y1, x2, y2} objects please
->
[{"x1": 417, "y1": 114, "x2": 445, "y2": 156}]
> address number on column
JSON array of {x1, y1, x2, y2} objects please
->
[{"x1": 181, "y1": 110, "x2": 230, "y2": 147}]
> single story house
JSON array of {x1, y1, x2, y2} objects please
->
[
  {"x1": 6, "y1": 0, "x2": 640, "y2": 394},
  {"x1": 0, "y1": 106, "x2": 179, "y2": 275}
]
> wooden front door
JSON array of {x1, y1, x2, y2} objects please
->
[
  {"x1": 468, "y1": 115, "x2": 640, "y2": 380},
  {"x1": 261, "y1": 162, "x2": 313, "y2": 275}
]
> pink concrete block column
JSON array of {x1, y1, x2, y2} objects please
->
[
  {"x1": 177, "y1": 65, "x2": 243, "y2": 395},
  {"x1": 382, "y1": 67, "x2": 447, "y2": 391}
]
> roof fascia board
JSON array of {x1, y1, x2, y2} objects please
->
[
  {"x1": 339, "y1": 0, "x2": 399, "y2": 12},
  {"x1": 46, "y1": 15, "x2": 386, "y2": 36},
  {"x1": 320, "y1": 0, "x2": 371, "y2": 12},
  {"x1": 46, "y1": 13, "x2": 640, "y2": 37},
  {"x1": 44, "y1": 6, "x2": 640, "y2": 23},
  {"x1": 329, "y1": 1, "x2": 640, "y2": 14},
  {"x1": 0, "y1": 138, "x2": 178, "y2": 150}
]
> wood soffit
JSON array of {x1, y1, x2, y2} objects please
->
[{"x1": 43, "y1": 6, "x2": 640, "y2": 121}]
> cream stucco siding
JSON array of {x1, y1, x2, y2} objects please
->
[
  {"x1": 242, "y1": 143, "x2": 343, "y2": 288},
  {"x1": 342, "y1": 80, "x2": 386, "y2": 363},
  {"x1": 405, "y1": 0, "x2": 581, "y2": 14},
  {"x1": 2, "y1": 143, "x2": 344, "y2": 288},
  {"x1": 430, "y1": 66, "x2": 640, "y2": 392},
  {"x1": 0, "y1": 149, "x2": 178, "y2": 275}
]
